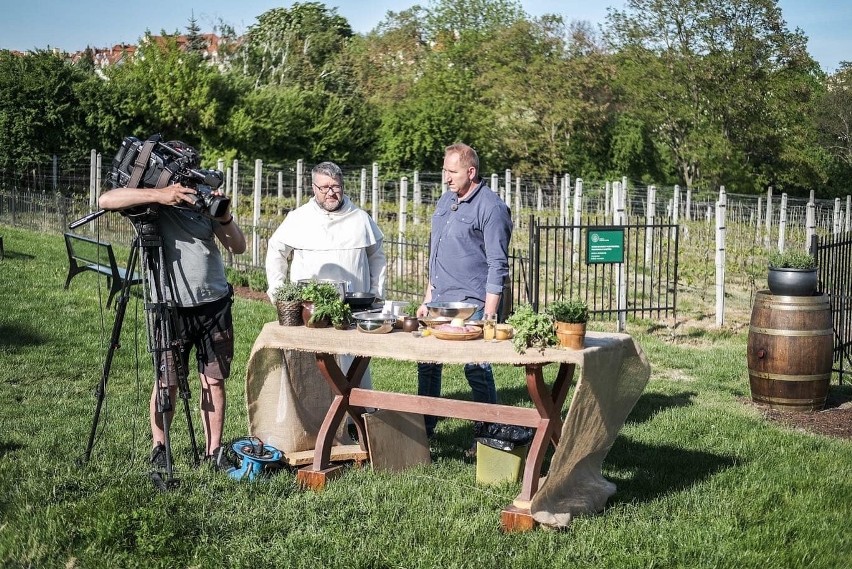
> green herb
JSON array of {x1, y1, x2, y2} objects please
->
[
  {"x1": 402, "y1": 302, "x2": 420, "y2": 317},
  {"x1": 768, "y1": 250, "x2": 817, "y2": 270},
  {"x1": 273, "y1": 281, "x2": 303, "y2": 303},
  {"x1": 545, "y1": 298, "x2": 589, "y2": 323},
  {"x1": 505, "y1": 303, "x2": 557, "y2": 354},
  {"x1": 300, "y1": 281, "x2": 350, "y2": 326}
]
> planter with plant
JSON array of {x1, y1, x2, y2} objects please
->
[
  {"x1": 505, "y1": 304, "x2": 557, "y2": 354},
  {"x1": 546, "y1": 298, "x2": 589, "y2": 350},
  {"x1": 273, "y1": 281, "x2": 305, "y2": 326},
  {"x1": 299, "y1": 280, "x2": 344, "y2": 328},
  {"x1": 399, "y1": 302, "x2": 420, "y2": 332},
  {"x1": 768, "y1": 250, "x2": 818, "y2": 296}
]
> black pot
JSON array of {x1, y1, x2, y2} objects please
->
[{"x1": 767, "y1": 268, "x2": 818, "y2": 296}]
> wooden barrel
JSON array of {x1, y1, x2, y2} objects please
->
[{"x1": 747, "y1": 291, "x2": 833, "y2": 412}]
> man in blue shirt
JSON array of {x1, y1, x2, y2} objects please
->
[{"x1": 415, "y1": 143, "x2": 513, "y2": 443}]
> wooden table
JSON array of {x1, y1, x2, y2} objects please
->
[{"x1": 246, "y1": 322, "x2": 648, "y2": 531}]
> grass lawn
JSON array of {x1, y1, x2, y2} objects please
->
[{"x1": 1, "y1": 223, "x2": 851, "y2": 568}]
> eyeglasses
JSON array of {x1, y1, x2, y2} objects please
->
[{"x1": 312, "y1": 183, "x2": 342, "y2": 195}]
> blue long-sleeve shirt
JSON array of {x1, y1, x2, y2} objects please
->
[{"x1": 427, "y1": 181, "x2": 512, "y2": 308}]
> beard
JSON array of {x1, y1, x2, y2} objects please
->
[{"x1": 319, "y1": 194, "x2": 343, "y2": 212}]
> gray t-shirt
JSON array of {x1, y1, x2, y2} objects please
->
[{"x1": 153, "y1": 207, "x2": 229, "y2": 307}]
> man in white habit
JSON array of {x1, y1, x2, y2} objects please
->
[{"x1": 248, "y1": 161, "x2": 386, "y2": 453}]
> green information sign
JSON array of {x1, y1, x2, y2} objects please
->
[{"x1": 586, "y1": 227, "x2": 625, "y2": 264}]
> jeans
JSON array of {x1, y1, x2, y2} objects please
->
[{"x1": 417, "y1": 307, "x2": 498, "y2": 436}]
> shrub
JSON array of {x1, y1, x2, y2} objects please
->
[
  {"x1": 273, "y1": 281, "x2": 303, "y2": 303},
  {"x1": 768, "y1": 250, "x2": 816, "y2": 270}
]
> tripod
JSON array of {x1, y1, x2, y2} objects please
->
[{"x1": 77, "y1": 211, "x2": 200, "y2": 489}]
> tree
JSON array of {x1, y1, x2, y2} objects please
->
[
  {"x1": 607, "y1": 0, "x2": 823, "y2": 193},
  {"x1": 0, "y1": 50, "x2": 98, "y2": 176},
  {"x1": 233, "y1": 2, "x2": 352, "y2": 89},
  {"x1": 185, "y1": 12, "x2": 208, "y2": 54}
]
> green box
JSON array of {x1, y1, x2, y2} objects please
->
[{"x1": 475, "y1": 443, "x2": 528, "y2": 485}]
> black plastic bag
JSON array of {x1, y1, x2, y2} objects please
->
[{"x1": 473, "y1": 421, "x2": 534, "y2": 451}]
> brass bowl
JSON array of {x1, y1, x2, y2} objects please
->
[{"x1": 424, "y1": 302, "x2": 477, "y2": 320}]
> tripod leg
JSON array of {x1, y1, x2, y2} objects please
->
[{"x1": 81, "y1": 241, "x2": 140, "y2": 466}]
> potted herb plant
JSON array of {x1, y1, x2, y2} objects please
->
[
  {"x1": 768, "y1": 250, "x2": 818, "y2": 296},
  {"x1": 273, "y1": 281, "x2": 304, "y2": 326},
  {"x1": 505, "y1": 304, "x2": 557, "y2": 354},
  {"x1": 299, "y1": 280, "x2": 343, "y2": 328},
  {"x1": 400, "y1": 302, "x2": 420, "y2": 332},
  {"x1": 545, "y1": 298, "x2": 589, "y2": 350}
]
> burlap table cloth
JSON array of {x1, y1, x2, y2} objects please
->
[{"x1": 245, "y1": 322, "x2": 650, "y2": 528}]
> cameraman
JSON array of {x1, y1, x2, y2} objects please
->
[{"x1": 99, "y1": 182, "x2": 246, "y2": 473}]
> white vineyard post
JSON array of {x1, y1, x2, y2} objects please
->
[
  {"x1": 252, "y1": 159, "x2": 262, "y2": 265},
  {"x1": 360, "y1": 168, "x2": 367, "y2": 209},
  {"x1": 399, "y1": 177, "x2": 408, "y2": 279},
  {"x1": 685, "y1": 187, "x2": 692, "y2": 221},
  {"x1": 232, "y1": 159, "x2": 240, "y2": 220},
  {"x1": 514, "y1": 175, "x2": 521, "y2": 228},
  {"x1": 613, "y1": 182, "x2": 627, "y2": 332},
  {"x1": 277, "y1": 171, "x2": 283, "y2": 217},
  {"x1": 834, "y1": 197, "x2": 842, "y2": 236},
  {"x1": 764, "y1": 186, "x2": 773, "y2": 250},
  {"x1": 572, "y1": 178, "x2": 584, "y2": 258},
  {"x1": 715, "y1": 186, "x2": 727, "y2": 327},
  {"x1": 806, "y1": 195, "x2": 816, "y2": 247},
  {"x1": 777, "y1": 193, "x2": 787, "y2": 252},
  {"x1": 295, "y1": 159, "x2": 303, "y2": 208},
  {"x1": 645, "y1": 185, "x2": 656, "y2": 265},
  {"x1": 371, "y1": 162, "x2": 379, "y2": 221},
  {"x1": 504, "y1": 169, "x2": 511, "y2": 206},
  {"x1": 413, "y1": 170, "x2": 421, "y2": 225}
]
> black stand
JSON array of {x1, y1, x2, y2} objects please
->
[{"x1": 79, "y1": 214, "x2": 200, "y2": 489}]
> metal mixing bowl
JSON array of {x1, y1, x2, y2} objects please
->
[
  {"x1": 353, "y1": 311, "x2": 395, "y2": 334},
  {"x1": 424, "y1": 302, "x2": 477, "y2": 320}
]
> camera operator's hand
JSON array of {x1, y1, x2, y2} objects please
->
[{"x1": 98, "y1": 183, "x2": 197, "y2": 210}]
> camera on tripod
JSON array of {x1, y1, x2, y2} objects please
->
[{"x1": 109, "y1": 134, "x2": 230, "y2": 219}]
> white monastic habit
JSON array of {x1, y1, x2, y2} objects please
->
[{"x1": 249, "y1": 196, "x2": 386, "y2": 453}]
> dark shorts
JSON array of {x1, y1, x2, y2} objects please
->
[{"x1": 155, "y1": 289, "x2": 234, "y2": 385}]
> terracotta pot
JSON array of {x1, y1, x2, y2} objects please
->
[
  {"x1": 555, "y1": 321, "x2": 586, "y2": 350},
  {"x1": 301, "y1": 301, "x2": 329, "y2": 328}
]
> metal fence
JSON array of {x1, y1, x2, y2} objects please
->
[
  {"x1": 0, "y1": 189, "x2": 680, "y2": 323},
  {"x1": 813, "y1": 232, "x2": 852, "y2": 384}
]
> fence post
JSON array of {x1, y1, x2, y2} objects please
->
[
  {"x1": 225, "y1": 166, "x2": 232, "y2": 199},
  {"x1": 834, "y1": 197, "x2": 842, "y2": 236},
  {"x1": 645, "y1": 185, "x2": 656, "y2": 264},
  {"x1": 295, "y1": 159, "x2": 303, "y2": 208},
  {"x1": 572, "y1": 178, "x2": 583, "y2": 259},
  {"x1": 846, "y1": 195, "x2": 851, "y2": 233},
  {"x1": 399, "y1": 176, "x2": 408, "y2": 279},
  {"x1": 764, "y1": 186, "x2": 773, "y2": 250},
  {"x1": 685, "y1": 187, "x2": 692, "y2": 221},
  {"x1": 277, "y1": 171, "x2": 283, "y2": 217},
  {"x1": 371, "y1": 162, "x2": 379, "y2": 220},
  {"x1": 777, "y1": 193, "x2": 788, "y2": 252},
  {"x1": 514, "y1": 175, "x2": 521, "y2": 227},
  {"x1": 806, "y1": 195, "x2": 816, "y2": 246},
  {"x1": 715, "y1": 186, "x2": 727, "y2": 326},
  {"x1": 504, "y1": 169, "x2": 511, "y2": 205},
  {"x1": 232, "y1": 159, "x2": 240, "y2": 219},
  {"x1": 89, "y1": 149, "x2": 97, "y2": 212},
  {"x1": 360, "y1": 168, "x2": 367, "y2": 209},
  {"x1": 413, "y1": 170, "x2": 421, "y2": 225},
  {"x1": 613, "y1": 182, "x2": 627, "y2": 332}
]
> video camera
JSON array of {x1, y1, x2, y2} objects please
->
[{"x1": 109, "y1": 134, "x2": 230, "y2": 219}]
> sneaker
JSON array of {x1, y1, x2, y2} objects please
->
[
  {"x1": 150, "y1": 443, "x2": 171, "y2": 470},
  {"x1": 205, "y1": 445, "x2": 236, "y2": 472}
]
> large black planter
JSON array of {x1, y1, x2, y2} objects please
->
[{"x1": 767, "y1": 267, "x2": 818, "y2": 296}]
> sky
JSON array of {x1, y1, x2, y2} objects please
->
[{"x1": 0, "y1": 0, "x2": 848, "y2": 73}]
